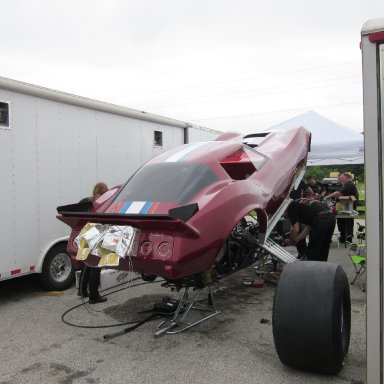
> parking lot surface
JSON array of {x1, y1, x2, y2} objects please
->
[{"x1": 0, "y1": 242, "x2": 366, "y2": 384}]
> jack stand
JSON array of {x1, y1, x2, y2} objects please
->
[{"x1": 154, "y1": 286, "x2": 221, "y2": 337}]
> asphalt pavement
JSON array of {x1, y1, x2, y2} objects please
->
[{"x1": 0, "y1": 239, "x2": 366, "y2": 384}]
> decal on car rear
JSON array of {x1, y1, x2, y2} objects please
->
[{"x1": 113, "y1": 201, "x2": 160, "y2": 214}]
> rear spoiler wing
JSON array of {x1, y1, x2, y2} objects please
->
[{"x1": 57, "y1": 203, "x2": 200, "y2": 239}]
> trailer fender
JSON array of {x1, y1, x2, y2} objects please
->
[
  {"x1": 35, "y1": 236, "x2": 69, "y2": 273},
  {"x1": 36, "y1": 236, "x2": 75, "y2": 291}
]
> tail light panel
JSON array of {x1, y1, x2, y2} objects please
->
[{"x1": 139, "y1": 233, "x2": 174, "y2": 259}]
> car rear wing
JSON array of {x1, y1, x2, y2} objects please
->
[{"x1": 56, "y1": 203, "x2": 200, "y2": 239}]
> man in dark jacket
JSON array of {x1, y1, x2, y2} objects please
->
[
  {"x1": 325, "y1": 172, "x2": 359, "y2": 243},
  {"x1": 286, "y1": 200, "x2": 335, "y2": 262}
]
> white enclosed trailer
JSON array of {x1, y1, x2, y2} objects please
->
[
  {"x1": 0, "y1": 76, "x2": 219, "y2": 290},
  {"x1": 361, "y1": 18, "x2": 384, "y2": 384}
]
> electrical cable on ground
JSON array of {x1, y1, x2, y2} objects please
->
[
  {"x1": 103, "y1": 312, "x2": 168, "y2": 340},
  {"x1": 61, "y1": 279, "x2": 164, "y2": 330}
]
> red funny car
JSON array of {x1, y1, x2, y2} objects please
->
[
  {"x1": 59, "y1": 128, "x2": 308, "y2": 280},
  {"x1": 57, "y1": 127, "x2": 351, "y2": 375}
]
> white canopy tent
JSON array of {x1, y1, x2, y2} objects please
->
[{"x1": 265, "y1": 111, "x2": 364, "y2": 165}]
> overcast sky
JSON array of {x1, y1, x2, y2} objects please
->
[{"x1": 1, "y1": 0, "x2": 383, "y2": 134}]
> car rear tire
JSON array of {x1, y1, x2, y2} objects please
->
[
  {"x1": 40, "y1": 243, "x2": 75, "y2": 291},
  {"x1": 272, "y1": 261, "x2": 351, "y2": 374}
]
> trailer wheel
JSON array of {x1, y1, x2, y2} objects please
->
[
  {"x1": 272, "y1": 261, "x2": 351, "y2": 374},
  {"x1": 40, "y1": 243, "x2": 75, "y2": 291}
]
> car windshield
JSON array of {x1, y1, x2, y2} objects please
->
[{"x1": 116, "y1": 162, "x2": 219, "y2": 205}]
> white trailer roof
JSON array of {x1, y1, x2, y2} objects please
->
[{"x1": 0, "y1": 75, "x2": 218, "y2": 133}]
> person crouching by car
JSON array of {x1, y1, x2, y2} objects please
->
[
  {"x1": 285, "y1": 200, "x2": 335, "y2": 262},
  {"x1": 78, "y1": 182, "x2": 109, "y2": 304}
]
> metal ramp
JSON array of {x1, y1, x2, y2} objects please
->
[{"x1": 259, "y1": 238, "x2": 298, "y2": 264}]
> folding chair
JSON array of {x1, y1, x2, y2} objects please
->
[{"x1": 347, "y1": 231, "x2": 366, "y2": 292}]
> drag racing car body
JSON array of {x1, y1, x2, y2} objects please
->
[
  {"x1": 58, "y1": 127, "x2": 310, "y2": 286},
  {"x1": 58, "y1": 126, "x2": 352, "y2": 375}
]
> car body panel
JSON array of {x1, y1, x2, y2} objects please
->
[{"x1": 58, "y1": 126, "x2": 310, "y2": 280}]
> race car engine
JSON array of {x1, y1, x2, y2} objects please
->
[{"x1": 212, "y1": 219, "x2": 259, "y2": 280}]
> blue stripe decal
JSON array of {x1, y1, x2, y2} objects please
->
[
  {"x1": 140, "y1": 201, "x2": 153, "y2": 214},
  {"x1": 119, "y1": 201, "x2": 132, "y2": 213}
]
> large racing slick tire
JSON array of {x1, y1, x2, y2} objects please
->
[
  {"x1": 272, "y1": 261, "x2": 351, "y2": 374},
  {"x1": 40, "y1": 243, "x2": 75, "y2": 291}
]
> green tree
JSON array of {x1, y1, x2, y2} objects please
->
[{"x1": 305, "y1": 164, "x2": 364, "y2": 183}]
